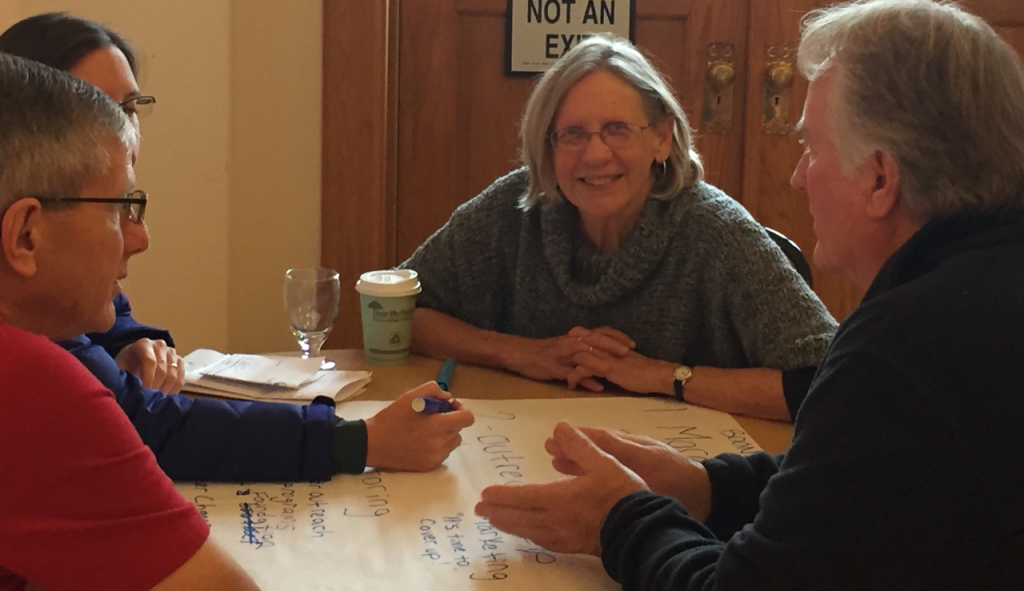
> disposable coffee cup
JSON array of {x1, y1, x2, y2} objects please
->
[{"x1": 355, "y1": 269, "x2": 422, "y2": 366}]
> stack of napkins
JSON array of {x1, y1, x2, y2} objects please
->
[{"x1": 182, "y1": 349, "x2": 371, "y2": 403}]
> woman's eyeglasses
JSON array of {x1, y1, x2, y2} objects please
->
[
  {"x1": 549, "y1": 121, "x2": 649, "y2": 151},
  {"x1": 118, "y1": 95, "x2": 156, "y2": 119}
]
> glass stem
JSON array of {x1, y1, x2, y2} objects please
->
[
  {"x1": 307, "y1": 333, "x2": 328, "y2": 358},
  {"x1": 294, "y1": 333, "x2": 312, "y2": 358}
]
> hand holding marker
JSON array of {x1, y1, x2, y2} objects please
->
[{"x1": 412, "y1": 358, "x2": 457, "y2": 414}]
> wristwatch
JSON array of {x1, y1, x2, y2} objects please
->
[{"x1": 673, "y1": 365, "x2": 693, "y2": 402}]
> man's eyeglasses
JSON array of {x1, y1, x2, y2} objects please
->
[
  {"x1": 118, "y1": 95, "x2": 156, "y2": 119},
  {"x1": 549, "y1": 121, "x2": 649, "y2": 151},
  {"x1": 39, "y1": 190, "x2": 148, "y2": 224}
]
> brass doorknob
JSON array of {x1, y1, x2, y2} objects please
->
[
  {"x1": 708, "y1": 61, "x2": 735, "y2": 90},
  {"x1": 764, "y1": 46, "x2": 796, "y2": 135},
  {"x1": 702, "y1": 42, "x2": 736, "y2": 134},
  {"x1": 767, "y1": 62, "x2": 794, "y2": 89}
]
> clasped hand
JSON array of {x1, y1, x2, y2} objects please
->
[
  {"x1": 115, "y1": 338, "x2": 185, "y2": 394},
  {"x1": 504, "y1": 326, "x2": 643, "y2": 392},
  {"x1": 506, "y1": 325, "x2": 672, "y2": 395}
]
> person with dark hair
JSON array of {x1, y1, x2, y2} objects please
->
[
  {"x1": 0, "y1": 11, "x2": 138, "y2": 73},
  {"x1": 476, "y1": 1, "x2": 1024, "y2": 588},
  {"x1": 0, "y1": 12, "x2": 173, "y2": 391},
  {"x1": 0, "y1": 12, "x2": 475, "y2": 483},
  {"x1": 0, "y1": 50, "x2": 260, "y2": 591}
]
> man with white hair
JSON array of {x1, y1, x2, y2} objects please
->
[
  {"x1": 0, "y1": 53, "x2": 258, "y2": 590},
  {"x1": 475, "y1": 1, "x2": 1024, "y2": 588}
]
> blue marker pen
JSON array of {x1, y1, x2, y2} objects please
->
[
  {"x1": 412, "y1": 396, "x2": 454, "y2": 414},
  {"x1": 436, "y1": 358, "x2": 456, "y2": 392}
]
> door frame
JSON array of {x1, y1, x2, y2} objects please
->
[{"x1": 322, "y1": 0, "x2": 399, "y2": 348}]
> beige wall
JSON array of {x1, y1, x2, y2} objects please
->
[
  {"x1": 4, "y1": 0, "x2": 322, "y2": 354},
  {"x1": 229, "y1": 0, "x2": 323, "y2": 354}
]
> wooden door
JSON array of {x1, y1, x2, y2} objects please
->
[
  {"x1": 740, "y1": 0, "x2": 866, "y2": 322},
  {"x1": 394, "y1": 0, "x2": 750, "y2": 261}
]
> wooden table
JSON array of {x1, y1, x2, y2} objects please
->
[{"x1": 326, "y1": 350, "x2": 793, "y2": 455}]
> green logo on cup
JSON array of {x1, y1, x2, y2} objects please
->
[{"x1": 367, "y1": 300, "x2": 414, "y2": 322}]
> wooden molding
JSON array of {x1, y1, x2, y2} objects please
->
[{"x1": 322, "y1": 0, "x2": 399, "y2": 348}]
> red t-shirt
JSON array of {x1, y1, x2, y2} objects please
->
[{"x1": 0, "y1": 322, "x2": 209, "y2": 591}]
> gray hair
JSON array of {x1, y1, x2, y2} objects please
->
[
  {"x1": 799, "y1": 0, "x2": 1024, "y2": 218},
  {"x1": 518, "y1": 34, "x2": 704, "y2": 209},
  {"x1": 0, "y1": 52, "x2": 133, "y2": 216}
]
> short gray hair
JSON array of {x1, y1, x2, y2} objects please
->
[
  {"x1": 519, "y1": 34, "x2": 704, "y2": 209},
  {"x1": 0, "y1": 52, "x2": 133, "y2": 216},
  {"x1": 799, "y1": 0, "x2": 1024, "y2": 218}
]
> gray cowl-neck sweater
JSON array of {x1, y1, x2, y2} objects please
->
[{"x1": 402, "y1": 168, "x2": 836, "y2": 390}]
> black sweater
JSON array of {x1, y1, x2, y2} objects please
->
[{"x1": 601, "y1": 211, "x2": 1024, "y2": 590}]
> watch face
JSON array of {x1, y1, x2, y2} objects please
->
[{"x1": 673, "y1": 365, "x2": 692, "y2": 381}]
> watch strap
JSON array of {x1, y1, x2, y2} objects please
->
[{"x1": 673, "y1": 366, "x2": 691, "y2": 402}]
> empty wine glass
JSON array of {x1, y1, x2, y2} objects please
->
[{"x1": 283, "y1": 267, "x2": 341, "y2": 370}]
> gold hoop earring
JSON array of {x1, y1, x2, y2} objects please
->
[{"x1": 655, "y1": 160, "x2": 668, "y2": 178}]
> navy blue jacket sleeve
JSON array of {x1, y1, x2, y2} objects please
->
[
  {"x1": 60, "y1": 335, "x2": 341, "y2": 482},
  {"x1": 86, "y1": 293, "x2": 175, "y2": 358}
]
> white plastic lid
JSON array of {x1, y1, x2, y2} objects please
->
[{"x1": 355, "y1": 269, "x2": 422, "y2": 297}]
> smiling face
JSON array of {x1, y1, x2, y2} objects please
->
[{"x1": 551, "y1": 70, "x2": 672, "y2": 237}]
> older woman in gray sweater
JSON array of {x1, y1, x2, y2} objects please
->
[{"x1": 401, "y1": 35, "x2": 836, "y2": 422}]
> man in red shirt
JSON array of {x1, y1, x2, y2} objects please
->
[{"x1": 0, "y1": 53, "x2": 258, "y2": 591}]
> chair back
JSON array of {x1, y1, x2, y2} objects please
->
[{"x1": 764, "y1": 227, "x2": 813, "y2": 288}]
